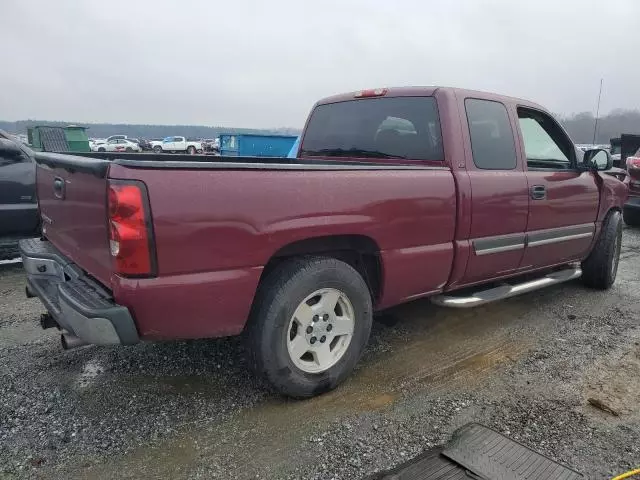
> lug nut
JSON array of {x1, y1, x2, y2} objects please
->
[
  {"x1": 326, "y1": 324, "x2": 332, "y2": 332},
  {"x1": 306, "y1": 326, "x2": 313, "y2": 334},
  {"x1": 313, "y1": 315, "x2": 319, "y2": 322},
  {"x1": 323, "y1": 314, "x2": 329, "y2": 321},
  {"x1": 320, "y1": 335, "x2": 327, "y2": 343},
  {"x1": 310, "y1": 336, "x2": 317, "y2": 344}
]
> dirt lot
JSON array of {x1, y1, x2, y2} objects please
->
[{"x1": 1, "y1": 230, "x2": 639, "y2": 480}]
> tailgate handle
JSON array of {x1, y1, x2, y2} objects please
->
[{"x1": 53, "y1": 177, "x2": 65, "y2": 199}]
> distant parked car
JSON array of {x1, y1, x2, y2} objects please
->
[
  {"x1": 96, "y1": 139, "x2": 141, "y2": 152},
  {"x1": 105, "y1": 135, "x2": 128, "y2": 142},
  {"x1": 153, "y1": 136, "x2": 203, "y2": 154},
  {"x1": 137, "y1": 138, "x2": 153, "y2": 151},
  {"x1": 90, "y1": 139, "x2": 106, "y2": 151}
]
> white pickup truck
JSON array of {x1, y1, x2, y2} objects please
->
[{"x1": 152, "y1": 136, "x2": 203, "y2": 154}]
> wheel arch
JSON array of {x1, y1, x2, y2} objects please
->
[{"x1": 259, "y1": 234, "x2": 383, "y2": 305}]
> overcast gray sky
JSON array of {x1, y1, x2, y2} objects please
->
[{"x1": 2, "y1": 0, "x2": 639, "y2": 128}]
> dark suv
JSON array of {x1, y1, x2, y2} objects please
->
[{"x1": 0, "y1": 130, "x2": 39, "y2": 260}]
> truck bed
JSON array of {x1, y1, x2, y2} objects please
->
[{"x1": 33, "y1": 151, "x2": 456, "y2": 340}]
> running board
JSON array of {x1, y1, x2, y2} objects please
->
[{"x1": 431, "y1": 267, "x2": 582, "y2": 308}]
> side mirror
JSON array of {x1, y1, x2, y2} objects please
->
[
  {"x1": 583, "y1": 148, "x2": 612, "y2": 171},
  {"x1": 0, "y1": 138, "x2": 21, "y2": 157}
]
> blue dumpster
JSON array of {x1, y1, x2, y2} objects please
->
[{"x1": 219, "y1": 134, "x2": 298, "y2": 157}]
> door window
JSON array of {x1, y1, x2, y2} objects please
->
[
  {"x1": 518, "y1": 108, "x2": 574, "y2": 169},
  {"x1": 465, "y1": 99, "x2": 517, "y2": 170}
]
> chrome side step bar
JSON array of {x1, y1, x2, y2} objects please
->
[{"x1": 431, "y1": 267, "x2": 582, "y2": 308}]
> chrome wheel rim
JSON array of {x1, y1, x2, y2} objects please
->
[{"x1": 286, "y1": 288, "x2": 355, "y2": 374}]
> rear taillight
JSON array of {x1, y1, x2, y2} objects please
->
[
  {"x1": 107, "y1": 181, "x2": 156, "y2": 277},
  {"x1": 626, "y1": 156, "x2": 640, "y2": 169}
]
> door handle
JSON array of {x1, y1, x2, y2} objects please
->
[
  {"x1": 53, "y1": 177, "x2": 65, "y2": 199},
  {"x1": 530, "y1": 185, "x2": 546, "y2": 200}
]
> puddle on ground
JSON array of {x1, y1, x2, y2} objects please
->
[{"x1": 69, "y1": 298, "x2": 536, "y2": 479}]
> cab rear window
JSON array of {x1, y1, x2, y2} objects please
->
[{"x1": 300, "y1": 97, "x2": 444, "y2": 161}]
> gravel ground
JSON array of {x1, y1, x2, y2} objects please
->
[{"x1": 0, "y1": 229, "x2": 639, "y2": 479}]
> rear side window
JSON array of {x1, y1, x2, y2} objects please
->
[
  {"x1": 300, "y1": 97, "x2": 443, "y2": 161},
  {"x1": 465, "y1": 99, "x2": 517, "y2": 170}
]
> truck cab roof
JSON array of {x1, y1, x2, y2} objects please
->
[{"x1": 316, "y1": 86, "x2": 546, "y2": 112}]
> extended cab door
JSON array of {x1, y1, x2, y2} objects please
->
[
  {"x1": 516, "y1": 107, "x2": 599, "y2": 269},
  {"x1": 458, "y1": 97, "x2": 529, "y2": 285},
  {"x1": 0, "y1": 141, "x2": 38, "y2": 237}
]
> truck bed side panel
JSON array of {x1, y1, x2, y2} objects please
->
[{"x1": 109, "y1": 164, "x2": 456, "y2": 338}]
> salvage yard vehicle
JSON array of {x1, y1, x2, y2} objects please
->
[
  {"x1": 21, "y1": 87, "x2": 628, "y2": 398},
  {"x1": 624, "y1": 147, "x2": 640, "y2": 226},
  {"x1": 96, "y1": 138, "x2": 141, "y2": 152},
  {"x1": 153, "y1": 136, "x2": 203, "y2": 154},
  {"x1": 0, "y1": 131, "x2": 38, "y2": 260}
]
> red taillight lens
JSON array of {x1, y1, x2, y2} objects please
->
[
  {"x1": 626, "y1": 156, "x2": 640, "y2": 169},
  {"x1": 107, "y1": 182, "x2": 155, "y2": 277}
]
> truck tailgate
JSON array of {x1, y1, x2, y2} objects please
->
[{"x1": 36, "y1": 153, "x2": 113, "y2": 287}]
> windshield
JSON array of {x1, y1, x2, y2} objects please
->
[{"x1": 300, "y1": 96, "x2": 444, "y2": 161}]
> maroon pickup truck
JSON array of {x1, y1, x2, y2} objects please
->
[{"x1": 21, "y1": 87, "x2": 628, "y2": 397}]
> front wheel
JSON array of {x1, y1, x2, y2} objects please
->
[
  {"x1": 246, "y1": 257, "x2": 373, "y2": 398},
  {"x1": 187, "y1": 146, "x2": 196, "y2": 155},
  {"x1": 125, "y1": 147, "x2": 133, "y2": 152},
  {"x1": 98, "y1": 147, "x2": 106, "y2": 152},
  {"x1": 581, "y1": 210, "x2": 622, "y2": 289},
  {"x1": 153, "y1": 146, "x2": 162, "y2": 153}
]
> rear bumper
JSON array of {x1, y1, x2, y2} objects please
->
[{"x1": 19, "y1": 238, "x2": 139, "y2": 345}]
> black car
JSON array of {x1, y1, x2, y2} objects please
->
[
  {"x1": 0, "y1": 130, "x2": 39, "y2": 260},
  {"x1": 137, "y1": 138, "x2": 153, "y2": 151}
]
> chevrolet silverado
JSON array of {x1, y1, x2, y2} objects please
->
[{"x1": 21, "y1": 87, "x2": 627, "y2": 397}]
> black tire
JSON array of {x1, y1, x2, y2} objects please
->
[
  {"x1": 125, "y1": 147, "x2": 133, "y2": 152},
  {"x1": 153, "y1": 146, "x2": 162, "y2": 153},
  {"x1": 623, "y1": 206, "x2": 640, "y2": 227},
  {"x1": 98, "y1": 147, "x2": 106, "y2": 152},
  {"x1": 246, "y1": 257, "x2": 373, "y2": 398},
  {"x1": 187, "y1": 146, "x2": 196, "y2": 154},
  {"x1": 581, "y1": 210, "x2": 622, "y2": 290}
]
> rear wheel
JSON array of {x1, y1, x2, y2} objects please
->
[
  {"x1": 581, "y1": 210, "x2": 622, "y2": 290},
  {"x1": 125, "y1": 147, "x2": 133, "y2": 152},
  {"x1": 246, "y1": 257, "x2": 373, "y2": 398},
  {"x1": 98, "y1": 147, "x2": 106, "y2": 152},
  {"x1": 153, "y1": 146, "x2": 162, "y2": 153},
  {"x1": 187, "y1": 146, "x2": 196, "y2": 155},
  {"x1": 623, "y1": 206, "x2": 640, "y2": 227}
]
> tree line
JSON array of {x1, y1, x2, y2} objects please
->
[{"x1": 2, "y1": 110, "x2": 640, "y2": 144}]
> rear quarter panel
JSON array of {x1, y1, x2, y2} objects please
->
[{"x1": 109, "y1": 164, "x2": 456, "y2": 338}]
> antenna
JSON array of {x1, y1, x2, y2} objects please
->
[{"x1": 592, "y1": 78, "x2": 603, "y2": 144}]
